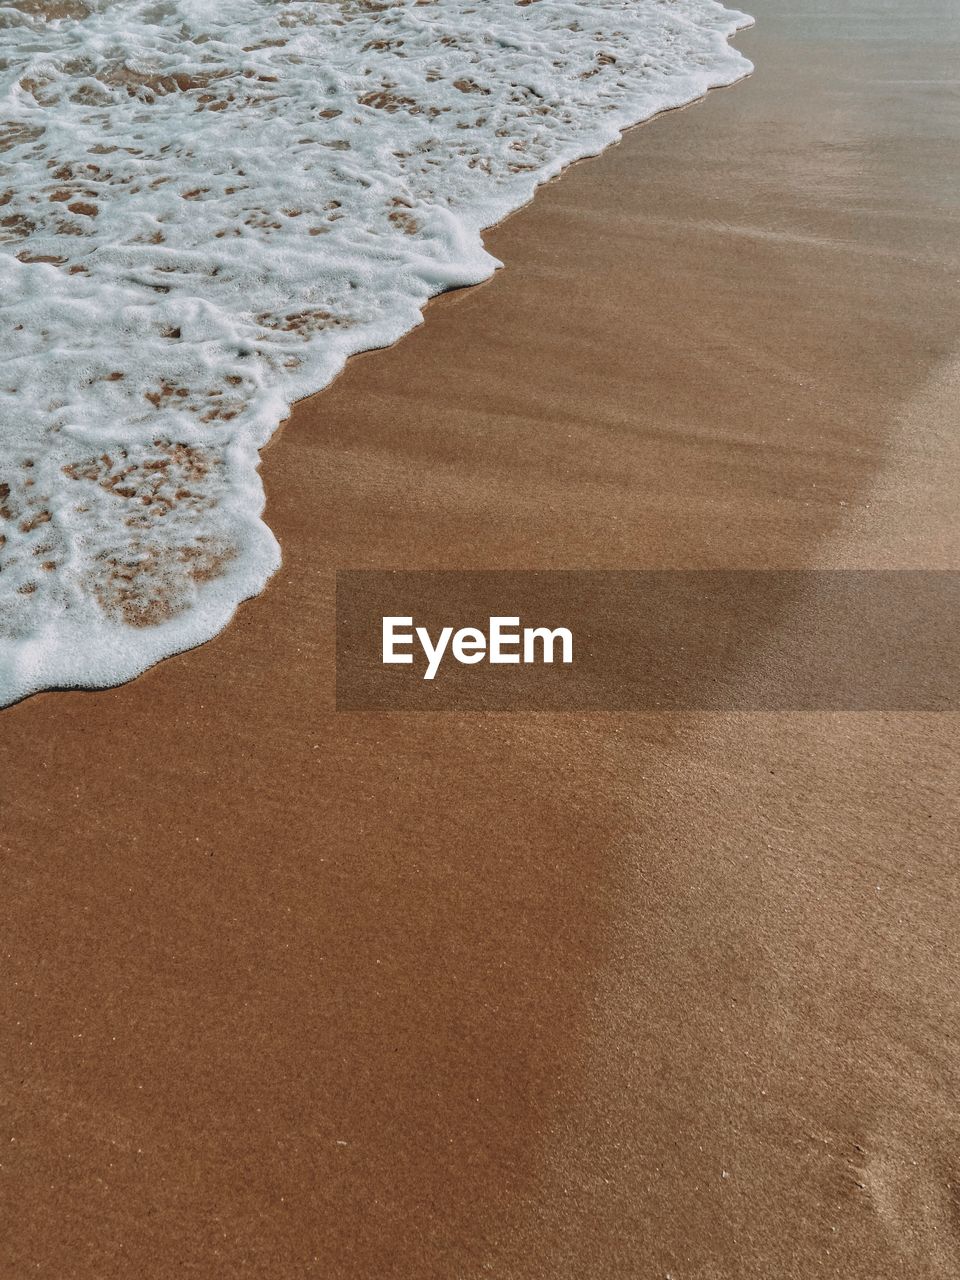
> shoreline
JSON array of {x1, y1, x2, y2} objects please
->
[
  {"x1": 0, "y1": 3, "x2": 754, "y2": 710},
  {"x1": 0, "y1": 60, "x2": 756, "y2": 714},
  {"x1": 4, "y1": 2, "x2": 960, "y2": 1277}
]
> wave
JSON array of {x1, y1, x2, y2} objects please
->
[{"x1": 0, "y1": 0, "x2": 752, "y2": 706}]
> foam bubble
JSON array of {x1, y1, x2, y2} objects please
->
[{"x1": 0, "y1": 0, "x2": 752, "y2": 706}]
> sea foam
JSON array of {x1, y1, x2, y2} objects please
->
[{"x1": 0, "y1": 0, "x2": 752, "y2": 706}]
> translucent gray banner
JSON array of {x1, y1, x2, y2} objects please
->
[{"x1": 336, "y1": 571, "x2": 960, "y2": 711}]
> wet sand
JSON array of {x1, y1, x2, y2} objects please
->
[{"x1": 3, "y1": 2, "x2": 960, "y2": 1276}]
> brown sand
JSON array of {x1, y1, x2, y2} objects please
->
[{"x1": 3, "y1": 2, "x2": 960, "y2": 1276}]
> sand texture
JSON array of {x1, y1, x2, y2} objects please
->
[{"x1": 3, "y1": 2, "x2": 960, "y2": 1276}]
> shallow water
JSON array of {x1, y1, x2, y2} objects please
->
[{"x1": 0, "y1": 0, "x2": 751, "y2": 705}]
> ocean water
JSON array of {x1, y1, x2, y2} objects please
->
[{"x1": 0, "y1": 0, "x2": 752, "y2": 706}]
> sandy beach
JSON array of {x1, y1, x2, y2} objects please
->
[{"x1": 3, "y1": 1, "x2": 960, "y2": 1276}]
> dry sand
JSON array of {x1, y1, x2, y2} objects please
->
[{"x1": 3, "y1": 1, "x2": 960, "y2": 1276}]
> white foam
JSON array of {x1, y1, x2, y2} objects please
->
[{"x1": 0, "y1": 0, "x2": 752, "y2": 706}]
